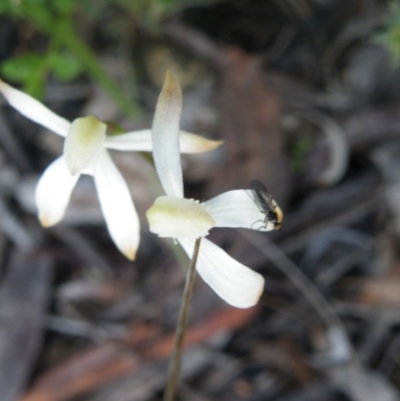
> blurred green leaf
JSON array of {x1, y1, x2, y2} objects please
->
[
  {"x1": 48, "y1": 51, "x2": 83, "y2": 80},
  {"x1": 51, "y1": 0, "x2": 76, "y2": 14},
  {"x1": 0, "y1": 51, "x2": 47, "y2": 98},
  {"x1": 374, "y1": 0, "x2": 400, "y2": 65},
  {"x1": 0, "y1": 0, "x2": 140, "y2": 115},
  {"x1": 290, "y1": 137, "x2": 313, "y2": 174},
  {"x1": 0, "y1": 52, "x2": 42, "y2": 84},
  {"x1": 0, "y1": 0, "x2": 12, "y2": 14},
  {"x1": 157, "y1": 0, "x2": 174, "y2": 5}
]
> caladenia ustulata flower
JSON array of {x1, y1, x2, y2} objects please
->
[
  {"x1": 146, "y1": 72, "x2": 283, "y2": 309},
  {"x1": 0, "y1": 79, "x2": 222, "y2": 260}
]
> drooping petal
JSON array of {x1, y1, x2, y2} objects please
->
[
  {"x1": 94, "y1": 150, "x2": 140, "y2": 260},
  {"x1": 147, "y1": 196, "x2": 215, "y2": 240},
  {"x1": 0, "y1": 80, "x2": 71, "y2": 136},
  {"x1": 152, "y1": 72, "x2": 183, "y2": 198},
  {"x1": 104, "y1": 130, "x2": 223, "y2": 154},
  {"x1": 35, "y1": 156, "x2": 79, "y2": 227},
  {"x1": 64, "y1": 116, "x2": 107, "y2": 176},
  {"x1": 179, "y1": 238, "x2": 265, "y2": 308},
  {"x1": 205, "y1": 190, "x2": 281, "y2": 231}
]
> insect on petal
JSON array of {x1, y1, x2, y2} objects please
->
[
  {"x1": 205, "y1": 189, "x2": 280, "y2": 231},
  {"x1": 248, "y1": 180, "x2": 283, "y2": 230}
]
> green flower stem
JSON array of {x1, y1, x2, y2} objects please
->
[{"x1": 164, "y1": 237, "x2": 202, "y2": 401}]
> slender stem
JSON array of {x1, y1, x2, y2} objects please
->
[{"x1": 164, "y1": 237, "x2": 202, "y2": 401}]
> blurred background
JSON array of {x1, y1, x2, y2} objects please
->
[{"x1": 1, "y1": 0, "x2": 400, "y2": 400}]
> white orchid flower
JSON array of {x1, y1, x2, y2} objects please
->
[
  {"x1": 146, "y1": 72, "x2": 283, "y2": 308},
  {"x1": 0, "y1": 79, "x2": 222, "y2": 260}
]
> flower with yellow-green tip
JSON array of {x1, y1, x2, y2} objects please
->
[
  {"x1": 146, "y1": 72, "x2": 283, "y2": 308},
  {"x1": 0, "y1": 79, "x2": 222, "y2": 260}
]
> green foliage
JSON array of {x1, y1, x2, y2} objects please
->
[
  {"x1": 157, "y1": 0, "x2": 175, "y2": 5},
  {"x1": 1, "y1": 50, "x2": 82, "y2": 83},
  {"x1": 118, "y1": 0, "x2": 215, "y2": 31},
  {"x1": 290, "y1": 136, "x2": 313, "y2": 174},
  {"x1": 0, "y1": 48, "x2": 83, "y2": 98},
  {"x1": 1, "y1": 53, "x2": 43, "y2": 84},
  {"x1": 0, "y1": 0, "x2": 138, "y2": 115},
  {"x1": 51, "y1": 0, "x2": 76, "y2": 15},
  {"x1": 0, "y1": 0, "x2": 213, "y2": 109},
  {"x1": 48, "y1": 51, "x2": 83, "y2": 81},
  {"x1": 0, "y1": 0, "x2": 12, "y2": 14},
  {"x1": 374, "y1": 1, "x2": 400, "y2": 64},
  {"x1": 0, "y1": 0, "x2": 75, "y2": 17}
]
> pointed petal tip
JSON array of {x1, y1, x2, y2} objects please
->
[
  {"x1": 161, "y1": 71, "x2": 182, "y2": 103},
  {"x1": 179, "y1": 132, "x2": 223, "y2": 154},
  {"x1": 164, "y1": 70, "x2": 176, "y2": 85},
  {"x1": 112, "y1": 232, "x2": 139, "y2": 261},
  {"x1": 38, "y1": 214, "x2": 58, "y2": 228},
  {"x1": 209, "y1": 140, "x2": 224, "y2": 149},
  {"x1": 122, "y1": 247, "x2": 137, "y2": 261},
  {"x1": 94, "y1": 151, "x2": 141, "y2": 262}
]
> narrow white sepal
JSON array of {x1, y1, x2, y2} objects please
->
[
  {"x1": 104, "y1": 130, "x2": 153, "y2": 151},
  {"x1": 35, "y1": 156, "x2": 80, "y2": 227},
  {"x1": 94, "y1": 150, "x2": 140, "y2": 260},
  {"x1": 205, "y1": 190, "x2": 276, "y2": 231},
  {"x1": 147, "y1": 196, "x2": 215, "y2": 240},
  {"x1": 0, "y1": 80, "x2": 71, "y2": 137},
  {"x1": 179, "y1": 238, "x2": 265, "y2": 308},
  {"x1": 178, "y1": 131, "x2": 223, "y2": 154},
  {"x1": 152, "y1": 72, "x2": 183, "y2": 198},
  {"x1": 64, "y1": 116, "x2": 107, "y2": 176},
  {"x1": 104, "y1": 130, "x2": 222, "y2": 154}
]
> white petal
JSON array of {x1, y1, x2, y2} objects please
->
[
  {"x1": 64, "y1": 116, "x2": 107, "y2": 176},
  {"x1": 94, "y1": 150, "x2": 140, "y2": 260},
  {"x1": 35, "y1": 156, "x2": 79, "y2": 227},
  {"x1": 0, "y1": 80, "x2": 71, "y2": 136},
  {"x1": 179, "y1": 238, "x2": 265, "y2": 308},
  {"x1": 152, "y1": 72, "x2": 183, "y2": 198},
  {"x1": 104, "y1": 130, "x2": 153, "y2": 151},
  {"x1": 205, "y1": 190, "x2": 279, "y2": 231},
  {"x1": 105, "y1": 129, "x2": 223, "y2": 154},
  {"x1": 146, "y1": 196, "x2": 215, "y2": 240},
  {"x1": 178, "y1": 131, "x2": 223, "y2": 154}
]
